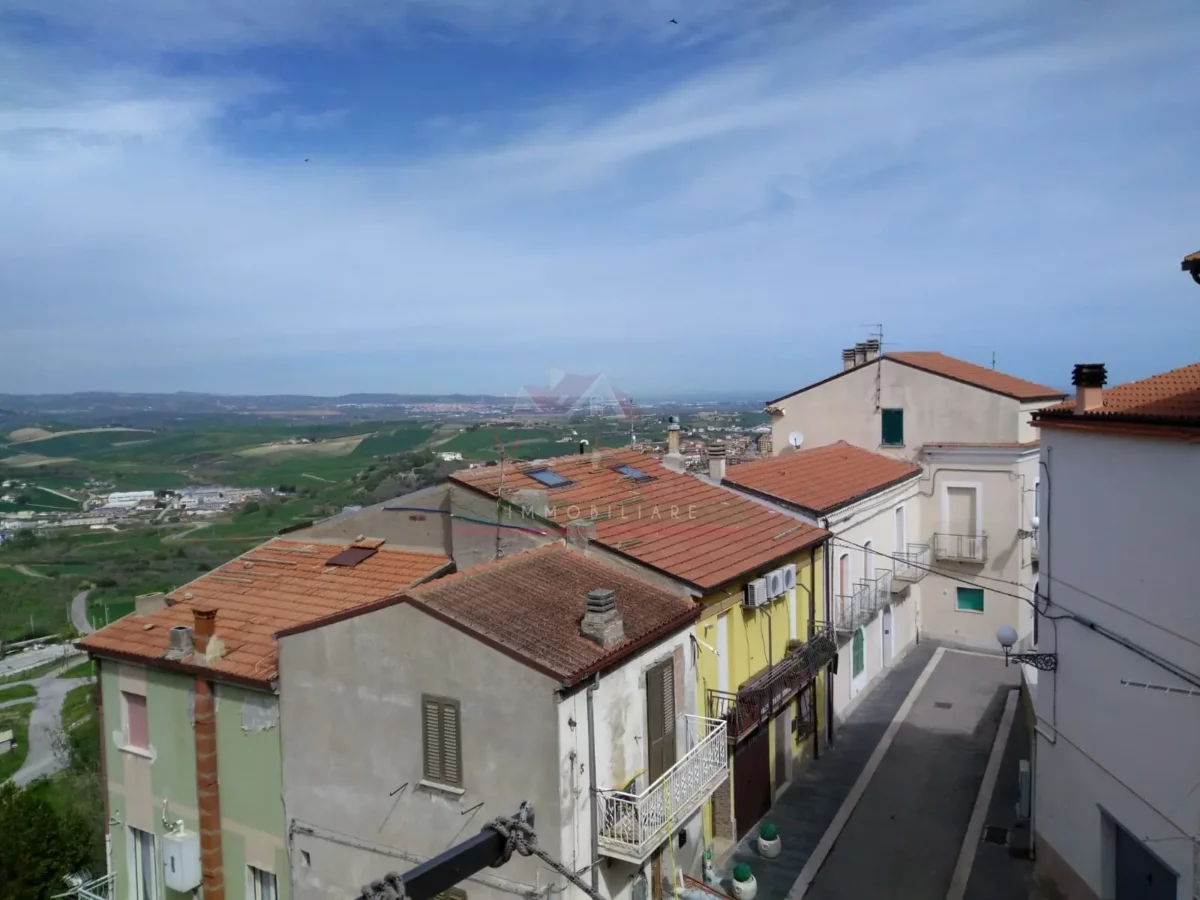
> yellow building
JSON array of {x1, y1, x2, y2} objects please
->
[{"x1": 451, "y1": 443, "x2": 834, "y2": 868}]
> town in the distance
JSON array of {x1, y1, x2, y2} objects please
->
[{"x1": 1, "y1": 253, "x2": 1197, "y2": 900}]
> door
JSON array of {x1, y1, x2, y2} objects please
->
[
  {"x1": 946, "y1": 487, "x2": 978, "y2": 556},
  {"x1": 1114, "y1": 822, "x2": 1176, "y2": 899},
  {"x1": 646, "y1": 659, "x2": 677, "y2": 781},
  {"x1": 716, "y1": 615, "x2": 729, "y2": 693},
  {"x1": 733, "y1": 727, "x2": 771, "y2": 839},
  {"x1": 851, "y1": 628, "x2": 866, "y2": 695},
  {"x1": 774, "y1": 707, "x2": 790, "y2": 791},
  {"x1": 882, "y1": 605, "x2": 894, "y2": 667}
]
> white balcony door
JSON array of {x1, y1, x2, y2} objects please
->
[
  {"x1": 863, "y1": 541, "x2": 873, "y2": 580},
  {"x1": 838, "y1": 553, "x2": 851, "y2": 622},
  {"x1": 947, "y1": 487, "x2": 977, "y2": 537},
  {"x1": 129, "y1": 827, "x2": 158, "y2": 900}
]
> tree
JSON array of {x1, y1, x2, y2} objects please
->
[
  {"x1": 240, "y1": 500, "x2": 261, "y2": 516},
  {"x1": 0, "y1": 780, "x2": 93, "y2": 900}
]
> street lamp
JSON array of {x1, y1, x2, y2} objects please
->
[{"x1": 996, "y1": 625, "x2": 1058, "y2": 671}]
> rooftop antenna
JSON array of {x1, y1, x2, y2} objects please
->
[
  {"x1": 991, "y1": 351, "x2": 996, "y2": 370},
  {"x1": 859, "y1": 323, "x2": 884, "y2": 411},
  {"x1": 492, "y1": 432, "x2": 521, "y2": 560}
]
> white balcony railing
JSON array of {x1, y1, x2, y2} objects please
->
[
  {"x1": 54, "y1": 873, "x2": 114, "y2": 900},
  {"x1": 598, "y1": 716, "x2": 728, "y2": 864},
  {"x1": 932, "y1": 532, "x2": 988, "y2": 563},
  {"x1": 893, "y1": 543, "x2": 931, "y2": 583}
]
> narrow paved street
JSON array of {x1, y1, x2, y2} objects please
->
[
  {"x1": 71, "y1": 589, "x2": 94, "y2": 635},
  {"x1": 2, "y1": 657, "x2": 92, "y2": 786},
  {"x1": 718, "y1": 643, "x2": 1029, "y2": 900}
]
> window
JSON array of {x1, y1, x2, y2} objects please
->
[
  {"x1": 525, "y1": 469, "x2": 572, "y2": 489},
  {"x1": 612, "y1": 463, "x2": 654, "y2": 483},
  {"x1": 956, "y1": 587, "x2": 985, "y2": 613},
  {"x1": 130, "y1": 827, "x2": 158, "y2": 900},
  {"x1": 123, "y1": 691, "x2": 149, "y2": 750},
  {"x1": 1033, "y1": 480, "x2": 1040, "y2": 525},
  {"x1": 422, "y1": 695, "x2": 462, "y2": 787},
  {"x1": 249, "y1": 866, "x2": 278, "y2": 900},
  {"x1": 894, "y1": 506, "x2": 906, "y2": 553},
  {"x1": 862, "y1": 541, "x2": 873, "y2": 580},
  {"x1": 881, "y1": 409, "x2": 904, "y2": 446},
  {"x1": 852, "y1": 629, "x2": 865, "y2": 677}
]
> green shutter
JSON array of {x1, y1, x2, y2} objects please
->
[
  {"x1": 852, "y1": 629, "x2": 865, "y2": 677},
  {"x1": 881, "y1": 409, "x2": 904, "y2": 446},
  {"x1": 956, "y1": 587, "x2": 985, "y2": 612}
]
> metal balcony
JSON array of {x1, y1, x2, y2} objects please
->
[
  {"x1": 932, "y1": 532, "x2": 987, "y2": 563},
  {"x1": 53, "y1": 874, "x2": 114, "y2": 900},
  {"x1": 597, "y1": 715, "x2": 728, "y2": 864},
  {"x1": 893, "y1": 543, "x2": 931, "y2": 583},
  {"x1": 835, "y1": 570, "x2": 892, "y2": 635},
  {"x1": 707, "y1": 623, "x2": 837, "y2": 743}
]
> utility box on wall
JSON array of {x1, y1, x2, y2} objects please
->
[{"x1": 162, "y1": 829, "x2": 202, "y2": 892}]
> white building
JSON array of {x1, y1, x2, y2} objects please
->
[
  {"x1": 279, "y1": 543, "x2": 724, "y2": 900},
  {"x1": 438, "y1": 451, "x2": 464, "y2": 461},
  {"x1": 721, "y1": 442, "x2": 924, "y2": 719},
  {"x1": 1028, "y1": 361, "x2": 1200, "y2": 900},
  {"x1": 105, "y1": 490, "x2": 157, "y2": 508},
  {"x1": 766, "y1": 346, "x2": 1065, "y2": 649}
]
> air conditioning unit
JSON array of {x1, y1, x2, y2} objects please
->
[
  {"x1": 765, "y1": 570, "x2": 785, "y2": 599},
  {"x1": 781, "y1": 563, "x2": 797, "y2": 592},
  {"x1": 744, "y1": 578, "x2": 768, "y2": 608}
]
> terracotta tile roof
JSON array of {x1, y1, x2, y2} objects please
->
[
  {"x1": 77, "y1": 540, "x2": 451, "y2": 687},
  {"x1": 923, "y1": 441, "x2": 1039, "y2": 450},
  {"x1": 723, "y1": 442, "x2": 920, "y2": 515},
  {"x1": 450, "y1": 449, "x2": 828, "y2": 591},
  {"x1": 1183, "y1": 250, "x2": 1200, "y2": 267},
  {"x1": 885, "y1": 352, "x2": 1066, "y2": 401},
  {"x1": 1035, "y1": 363, "x2": 1200, "y2": 429},
  {"x1": 405, "y1": 544, "x2": 697, "y2": 685}
]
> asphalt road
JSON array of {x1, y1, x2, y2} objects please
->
[
  {"x1": 71, "y1": 589, "x2": 94, "y2": 635},
  {"x1": 1, "y1": 661, "x2": 91, "y2": 786}
]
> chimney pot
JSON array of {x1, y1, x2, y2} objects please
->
[
  {"x1": 842, "y1": 348, "x2": 857, "y2": 371},
  {"x1": 581, "y1": 588, "x2": 624, "y2": 647},
  {"x1": 565, "y1": 518, "x2": 596, "y2": 550},
  {"x1": 168, "y1": 625, "x2": 195, "y2": 656},
  {"x1": 192, "y1": 605, "x2": 217, "y2": 654},
  {"x1": 864, "y1": 339, "x2": 880, "y2": 362},
  {"x1": 707, "y1": 441, "x2": 727, "y2": 482},
  {"x1": 666, "y1": 415, "x2": 681, "y2": 457},
  {"x1": 854, "y1": 342, "x2": 868, "y2": 366},
  {"x1": 1072, "y1": 363, "x2": 1107, "y2": 414}
]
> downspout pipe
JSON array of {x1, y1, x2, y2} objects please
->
[{"x1": 586, "y1": 673, "x2": 600, "y2": 895}]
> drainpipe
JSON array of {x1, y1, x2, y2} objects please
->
[
  {"x1": 96, "y1": 657, "x2": 112, "y2": 880},
  {"x1": 809, "y1": 547, "x2": 819, "y2": 760},
  {"x1": 195, "y1": 677, "x2": 225, "y2": 900},
  {"x1": 586, "y1": 674, "x2": 600, "y2": 895}
]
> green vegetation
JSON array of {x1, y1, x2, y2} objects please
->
[
  {"x1": 0, "y1": 657, "x2": 74, "y2": 686},
  {"x1": 60, "y1": 684, "x2": 94, "y2": 730},
  {"x1": 58, "y1": 660, "x2": 94, "y2": 680},
  {"x1": 354, "y1": 423, "x2": 434, "y2": 457},
  {"x1": 0, "y1": 684, "x2": 36, "y2": 703},
  {"x1": 0, "y1": 568, "x2": 29, "y2": 582},
  {"x1": 0, "y1": 702, "x2": 34, "y2": 782},
  {"x1": 0, "y1": 570, "x2": 78, "y2": 642},
  {"x1": 438, "y1": 427, "x2": 561, "y2": 458}
]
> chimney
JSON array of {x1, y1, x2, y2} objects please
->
[
  {"x1": 854, "y1": 342, "x2": 868, "y2": 366},
  {"x1": 565, "y1": 518, "x2": 595, "y2": 550},
  {"x1": 193, "y1": 605, "x2": 217, "y2": 655},
  {"x1": 581, "y1": 588, "x2": 624, "y2": 647},
  {"x1": 864, "y1": 339, "x2": 880, "y2": 362},
  {"x1": 1072, "y1": 363, "x2": 1107, "y2": 414},
  {"x1": 578, "y1": 440, "x2": 588, "y2": 455},
  {"x1": 708, "y1": 441, "x2": 727, "y2": 483},
  {"x1": 842, "y1": 348, "x2": 857, "y2": 371},
  {"x1": 666, "y1": 415, "x2": 680, "y2": 455}
]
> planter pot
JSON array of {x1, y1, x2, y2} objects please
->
[
  {"x1": 731, "y1": 875, "x2": 757, "y2": 900},
  {"x1": 757, "y1": 833, "x2": 781, "y2": 859}
]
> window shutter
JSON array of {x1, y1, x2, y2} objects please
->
[
  {"x1": 423, "y1": 698, "x2": 443, "y2": 782},
  {"x1": 441, "y1": 702, "x2": 461, "y2": 786},
  {"x1": 881, "y1": 409, "x2": 904, "y2": 446},
  {"x1": 662, "y1": 662, "x2": 675, "y2": 734}
]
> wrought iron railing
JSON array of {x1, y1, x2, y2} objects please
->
[
  {"x1": 893, "y1": 543, "x2": 931, "y2": 582},
  {"x1": 597, "y1": 716, "x2": 728, "y2": 863},
  {"x1": 54, "y1": 873, "x2": 114, "y2": 900},
  {"x1": 707, "y1": 623, "x2": 836, "y2": 742},
  {"x1": 932, "y1": 532, "x2": 987, "y2": 563}
]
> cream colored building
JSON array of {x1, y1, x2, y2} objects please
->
[{"x1": 766, "y1": 348, "x2": 1065, "y2": 649}]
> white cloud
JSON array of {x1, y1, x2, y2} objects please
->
[{"x1": 0, "y1": 0, "x2": 1198, "y2": 394}]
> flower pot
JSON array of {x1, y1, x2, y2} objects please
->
[
  {"x1": 757, "y1": 833, "x2": 781, "y2": 859},
  {"x1": 731, "y1": 864, "x2": 757, "y2": 900},
  {"x1": 731, "y1": 874, "x2": 757, "y2": 900}
]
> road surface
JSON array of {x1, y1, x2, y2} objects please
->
[
  {"x1": 1, "y1": 657, "x2": 91, "y2": 785},
  {"x1": 71, "y1": 589, "x2": 94, "y2": 635}
]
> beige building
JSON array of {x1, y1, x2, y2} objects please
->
[{"x1": 766, "y1": 348, "x2": 1065, "y2": 648}]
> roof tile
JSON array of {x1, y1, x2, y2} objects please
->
[
  {"x1": 408, "y1": 544, "x2": 697, "y2": 684},
  {"x1": 450, "y1": 449, "x2": 829, "y2": 590},
  {"x1": 1035, "y1": 362, "x2": 1200, "y2": 426},
  {"x1": 723, "y1": 442, "x2": 920, "y2": 514},
  {"x1": 886, "y1": 352, "x2": 1065, "y2": 401},
  {"x1": 78, "y1": 540, "x2": 450, "y2": 686}
]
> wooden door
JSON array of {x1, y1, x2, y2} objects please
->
[
  {"x1": 733, "y1": 727, "x2": 771, "y2": 839},
  {"x1": 646, "y1": 659, "x2": 676, "y2": 781}
]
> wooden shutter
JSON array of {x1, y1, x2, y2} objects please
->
[
  {"x1": 422, "y1": 696, "x2": 462, "y2": 786},
  {"x1": 646, "y1": 659, "x2": 677, "y2": 781},
  {"x1": 881, "y1": 409, "x2": 904, "y2": 446}
]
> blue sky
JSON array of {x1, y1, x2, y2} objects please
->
[{"x1": 1, "y1": 0, "x2": 1198, "y2": 399}]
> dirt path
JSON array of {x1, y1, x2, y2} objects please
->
[
  {"x1": 13, "y1": 564, "x2": 47, "y2": 579},
  {"x1": 302, "y1": 473, "x2": 334, "y2": 483}
]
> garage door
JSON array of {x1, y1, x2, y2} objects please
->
[
  {"x1": 1114, "y1": 822, "x2": 1176, "y2": 899},
  {"x1": 733, "y1": 726, "x2": 771, "y2": 839}
]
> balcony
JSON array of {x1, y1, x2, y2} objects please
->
[
  {"x1": 707, "y1": 623, "x2": 837, "y2": 743},
  {"x1": 53, "y1": 874, "x2": 114, "y2": 900},
  {"x1": 835, "y1": 570, "x2": 891, "y2": 635},
  {"x1": 597, "y1": 716, "x2": 728, "y2": 864},
  {"x1": 893, "y1": 543, "x2": 931, "y2": 584},
  {"x1": 932, "y1": 532, "x2": 987, "y2": 563}
]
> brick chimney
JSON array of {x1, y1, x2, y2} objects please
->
[
  {"x1": 193, "y1": 605, "x2": 217, "y2": 655},
  {"x1": 194, "y1": 677, "x2": 225, "y2": 900},
  {"x1": 1072, "y1": 363, "x2": 1107, "y2": 415},
  {"x1": 666, "y1": 415, "x2": 680, "y2": 455},
  {"x1": 708, "y1": 441, "x2": 727, "y2": 483},
  {"x1": 581, "y1": 588, "x2": 624, "y2": 647}
]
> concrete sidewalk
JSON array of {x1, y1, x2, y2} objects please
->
[
  {"x1": 717, "y1": 642, "x2": 938, "y2": 895},
  {"x1": 718, "y1": 645, "x2": 1022, "y2": 900}
]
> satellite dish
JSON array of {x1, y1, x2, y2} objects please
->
[{"x1": 789, "y1": 431, "x2": 804, "y2": 448}]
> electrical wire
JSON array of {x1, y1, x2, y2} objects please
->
[{"x1": 826, "y1": 534, "x2": 1200, "y2": 690}]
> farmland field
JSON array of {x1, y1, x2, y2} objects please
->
[
  {"x1": 353, "y1": 424, "x2": 434, "y2": 457},
  {"x1": 4, "y1": 428, "x2": 154, "y2": 456}
]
